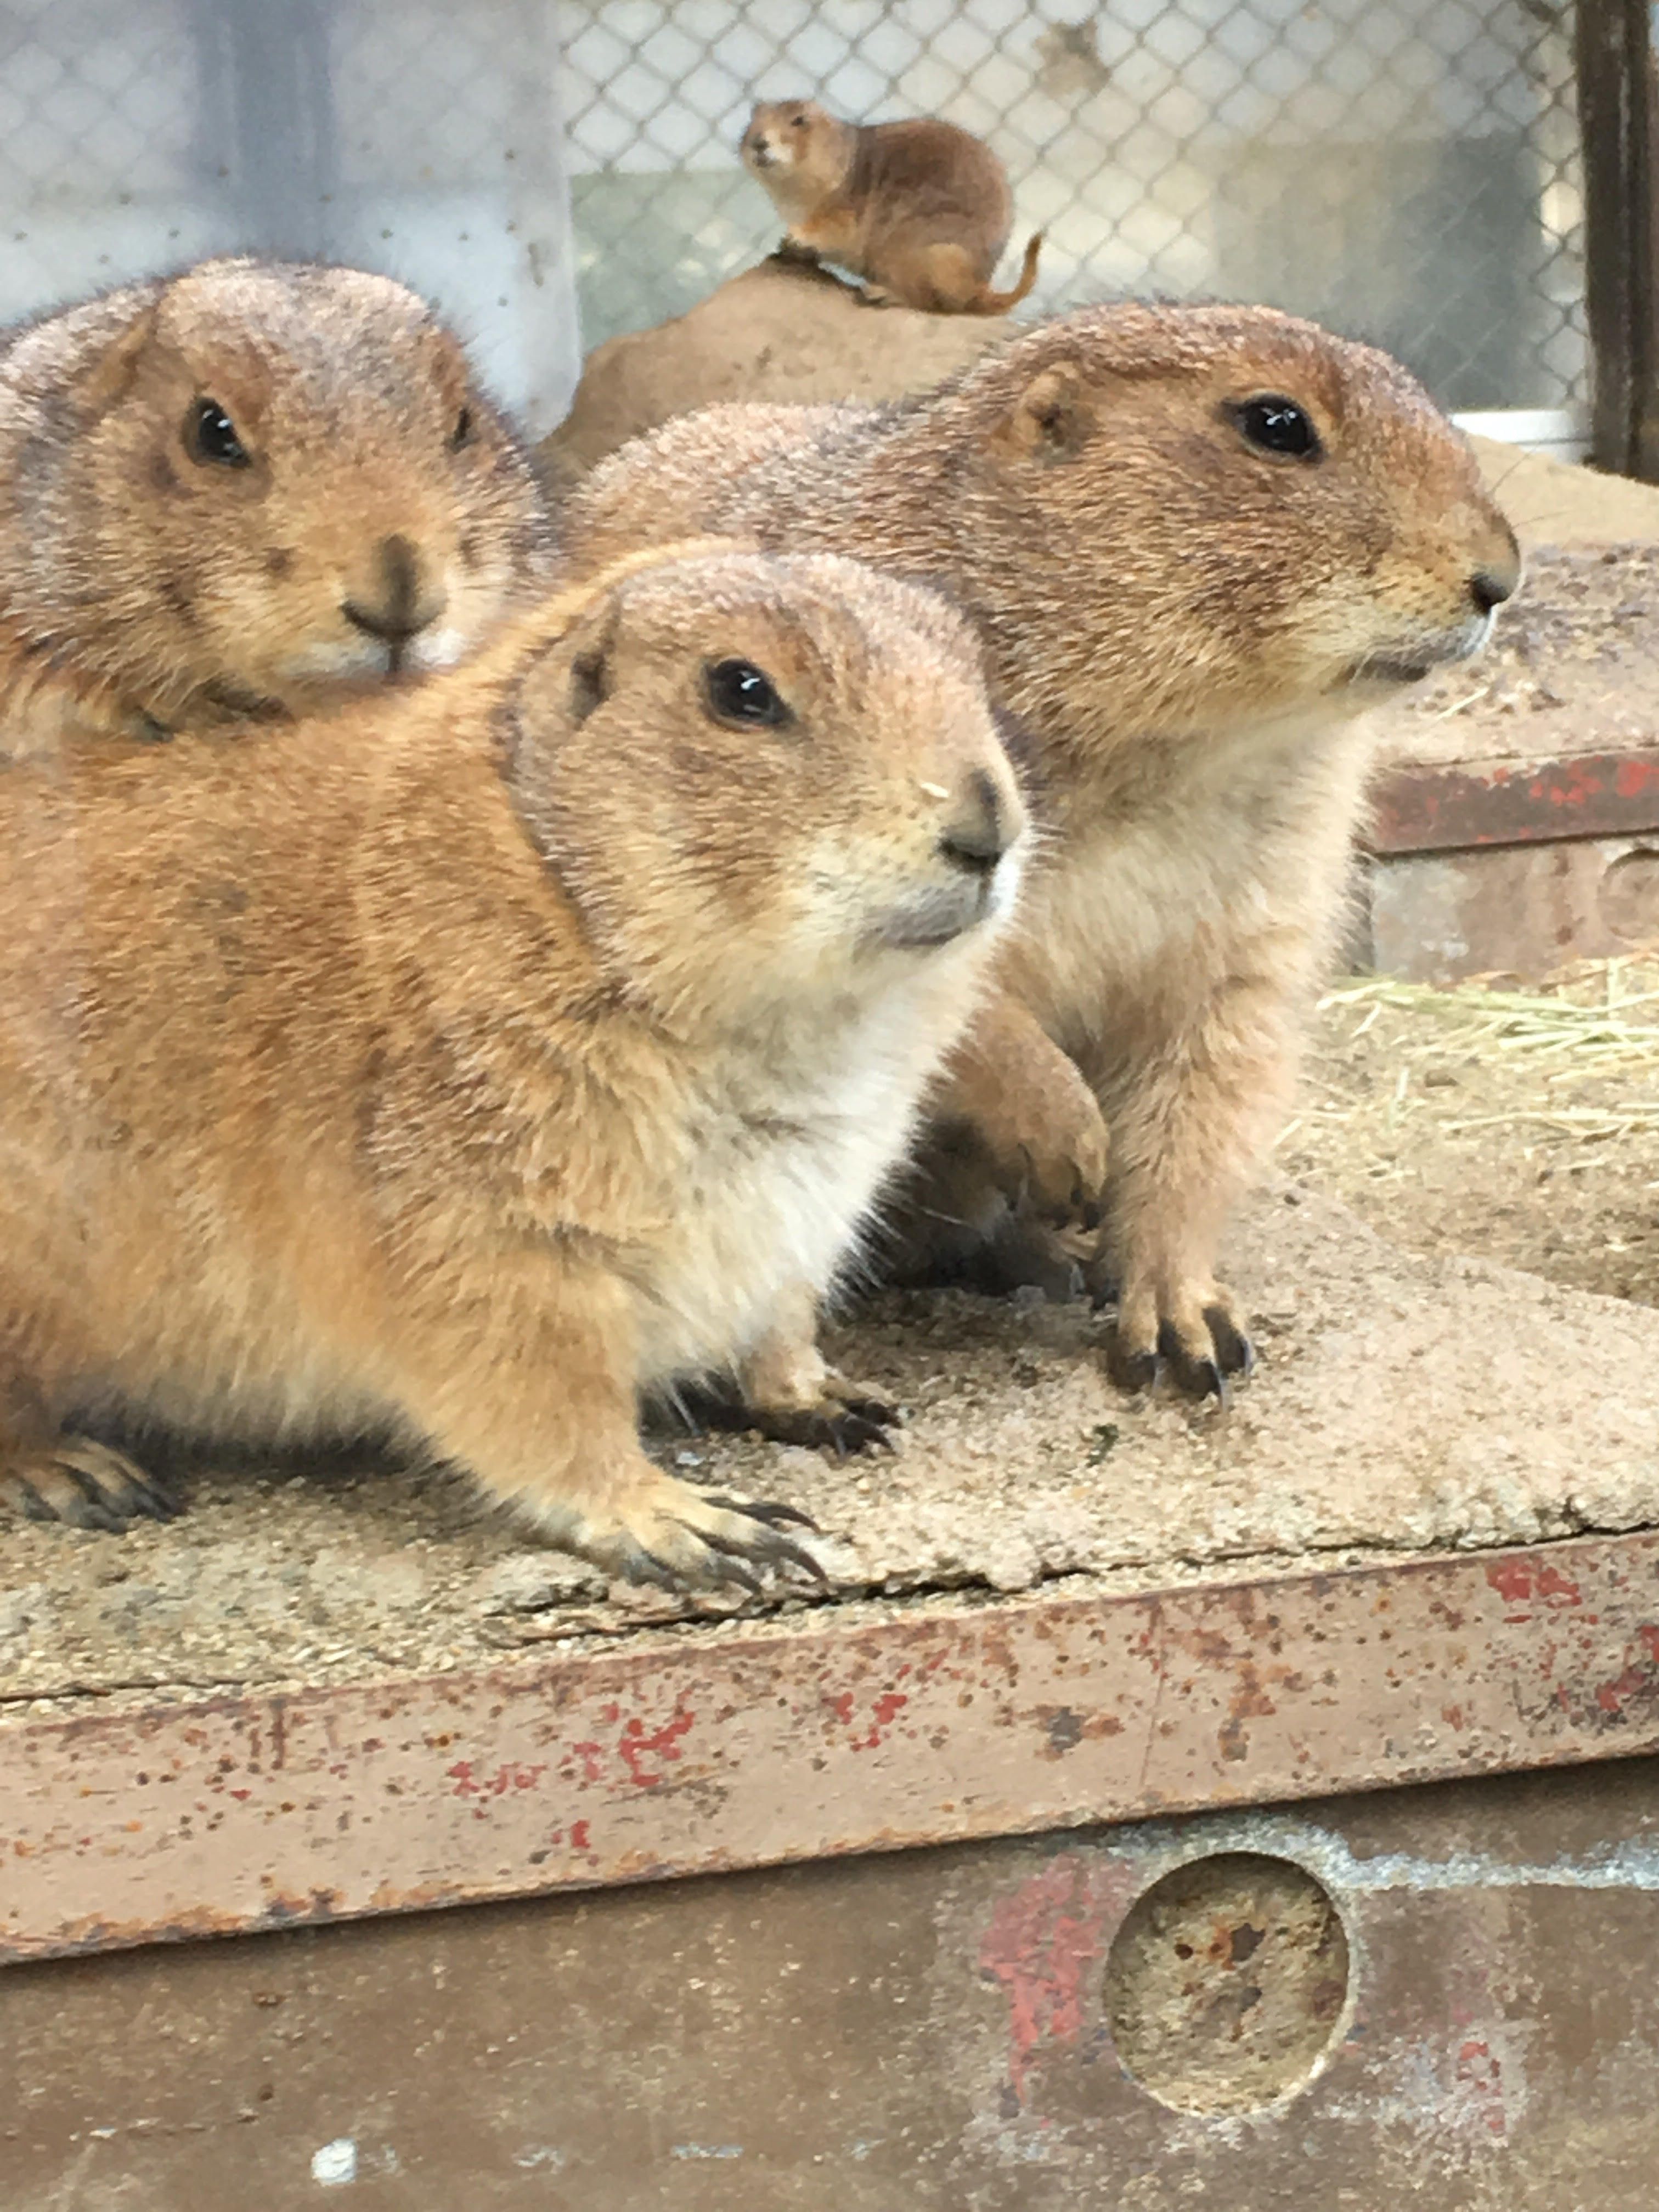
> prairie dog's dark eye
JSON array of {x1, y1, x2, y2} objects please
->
[
  {"x1": 450, "y1": 404, "x2": 475, "y2": 451},
  {"x1": 705, "y1": 657, "x2": 792, "y2": 729},
  {"x1": 1234, "y1": 394, "x2": 1321, "y2": 460},
  {"x1": 185, "y1": 398, "x2": 250, "y2": 469}
]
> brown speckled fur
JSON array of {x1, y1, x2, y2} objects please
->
[
  {"x1": 0, "y1": 545, "x2": 1025, "y2": 1582},
  {"x1": 0, "y1": 256, "x2": 553, "y2": 752},
  {"x1": 741, "y1": 100, "x2": 1041, "y2": 315},
  {"x1": 555, "y1": 301, "x2": 1520, "y2": 1396}
]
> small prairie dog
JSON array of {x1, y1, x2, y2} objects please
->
[
  {"x1": 740, "y1": 99, "x2": 1041, "y2": 316},
  {"x1": 0, "y1": 257, "x2": 552, "y2": 752},
  {"x1": 0, "y1": 545, "x2": 1024, "y2": 1585},
  {"x1": 557, "y1": 303, "x2": 1520, "y2": 1402}
]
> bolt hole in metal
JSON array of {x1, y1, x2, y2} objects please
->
[
  {"x1": 1597, "y1": 845, "x2": 1659, "y2": 942},
  {"x1": 1103, "y1": 1853, "x2": 1350, "y2": 2114}
]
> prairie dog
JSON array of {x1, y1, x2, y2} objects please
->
[
  {"x1": 0, "y1": 257, "x2": 552, "y2": 753},
  {"x1": 740, "y1": 99, "x2": 1041, "y2": 316},
  {"x1": 0, "y1": 545, "x2": 1025, "y2": 1585},
  {"x1": 556, "y1": 303, "x2": 1520, "y2": 1400}
]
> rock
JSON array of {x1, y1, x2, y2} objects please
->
[
  {"x1": 0, "y1": 1584, "x2": 55, "y2": 1645},
  {"x1": 482, "y1": 1553, "x2": 606, "y2": 1614},
  {"x1": 1465, "y1": 434, "x2": 1659, "y2": 551},
  {"x1": 538, "y1": 257, "x2": 1014, "y2": 486}
]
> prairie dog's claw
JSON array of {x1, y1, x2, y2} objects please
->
[
  {"x1": 686, "y1": 1384, "x2": 901, "y2": 1460},
  {"x1": 1104, "y1": 1340, "x2": 1159, "y2": 1395},
  {"x1": 559, "y1": 1474, "x2": 827, "y2": 1593},
  {"x1": 3, "y1": 1440, "x2": 179, "y2": 1532},
  {"x1": 1106, "y1": 1286, "x2": 1255, "y2": 1404}
]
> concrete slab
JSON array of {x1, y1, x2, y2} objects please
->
[
  {"x1": 5, "y1": 1184, "x2": 1657, "y2": 1714},
  {"x1": 4, "y1": 1188, "x2": 1658, "y2": 1961}
]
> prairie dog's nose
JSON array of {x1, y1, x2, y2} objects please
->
[
  {"x1": 1468, "y1": 521, "x2": 1522, "y2": 616},
  {"x1": 938, "y1": 767, "x2": 1016, "y2": 877},
  {"x1": 342, "y1": 534, "x2": 447, "y2": 646}
]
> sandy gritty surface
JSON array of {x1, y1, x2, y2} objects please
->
[{"x1": 5, "y1": 1162, "x2": 1657, "y2": 1716}]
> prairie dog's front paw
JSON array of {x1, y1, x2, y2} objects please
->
[
  {"x1": 957, "y1": 1050, "x2": 1110, "y2": 1229},
  {"x1": 687, "y1": 1372, "x2": 900, "y2": 1459},
  {"x1": 1105, "y1": 1282, "x2": 1255, "y2": 1404},
  {"x1": 1008, "y1": 1096, "x2": 1110, "y2": 1228},
  {"x1": 3, "y1": 1438, "x2": 180, "y2": 1532},
  {"x1": 530, "y1": 1466, "x2": 827, "y2": 1594}
]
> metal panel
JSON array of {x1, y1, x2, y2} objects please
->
[
  {"x1": 4, "y1": 1757, "x2": 1659, "y2": 2208},
  {"x1": 5, "y1": 1530, "x2": 1658, "y2": 1963},
  {"x1": 1372, "y1": 746, "x2": 1659, "y2": 854}
]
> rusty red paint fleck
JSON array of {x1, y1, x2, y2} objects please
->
[
  {"x1": 853, "y1": 1691, "x2": 910, "y2": 1752},
  {"x1": 822, "y1": 1686, "x2": 911, "y2": 1751},
  {"x1": 447, "y1": 1760, "x2": 548, "y2": 1801},
  {"x1": 1486, "y1": 1558, "x2": 1582, "y2": 1615},
  {"x1": 978, "y1": 1858, "x2": 1107, "y2": 2102},
  {"x1": 1455, "y1": 2039, "x2": 1507, "y2": 2137},
  {"x1": 1370, "y1": 747, "x2": 1659, "y2": 854},
  {"x1": 568, "y1": 1741, "x2": 605, "y2": 1785},
  {"x1": 617, "y1": 1707, "x2": 695, "y2": 1788},
  {"x1": 1592, "y1": 1645, "x2": 1659, "y2": 1717}
]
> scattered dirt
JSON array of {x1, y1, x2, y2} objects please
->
[{"x1": 1288, "y1": 958, "x2": 1659, "y2": 1309}]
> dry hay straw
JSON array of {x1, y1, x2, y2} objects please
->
[{"x1": 1280, "y1": 952, "x2": 1659, "y2": 1154}]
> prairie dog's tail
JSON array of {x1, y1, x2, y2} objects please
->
[{"x1": 973, "y1": 232, "x2": 1043, "y2": 315}]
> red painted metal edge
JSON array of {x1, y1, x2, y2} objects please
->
[
  {"x1": 4, "y1": 1531, "x2": 1657, "y2": 1964},
  {"x1": 1370, "y1": 747, "x2": 1659, "y2": 855}
]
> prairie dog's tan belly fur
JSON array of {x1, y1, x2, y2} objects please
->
[
  {"x1": 1005, "y1": 713, "x2": 1375, "y2": 1063},
  {"x1": 634, "y1": 958, "x2": 994, "y2": 1381}
]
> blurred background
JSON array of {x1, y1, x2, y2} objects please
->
[{"x1": 0, "y1": 0, "x2": 1584, "y2": 443}]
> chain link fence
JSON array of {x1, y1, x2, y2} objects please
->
[
  {"x1": 0, "y1": 0, "x2": 582, "y2": 433},
  {"x1": 560, "y1": 0, "x2": 1587, "y2": 420},
  {"x1": 0, "y1": 2, "x2": 1588, "y2": 427}
]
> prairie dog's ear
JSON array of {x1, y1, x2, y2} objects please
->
[
  {"x1": 74, "y1": 302, "x2": 160, "y2": 417},
  {"x1": 507, "y1": 591, "x2": 623, "y2": 754},
  {"x1": 996, "y1": 362, "x2": 1093, "y2": 461},
  {"x1": 565, "y1": 594, "x2": 622, "y2": 726}
]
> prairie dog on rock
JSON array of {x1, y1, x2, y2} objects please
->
[
  {"x1": 0, "y1": 544, "x2": 1024, "y2": 1583},
  {"x1": 741, "y1": 99, "x2": 1041, "y2": 315},
  {"x1": 557, "y1": 303, "x2": 1520, "y2": 1400},
  {"x1": 0, "y1": 257, "x2": 552, "y2": 753}
]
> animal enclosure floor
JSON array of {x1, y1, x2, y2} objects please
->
[
  {"x1": 9, "y1": 425, "x2": 1659, "y2": 1724},
  {"x1": 7, "y1": 969, "x2": 1659, "y2": 1718},
  {"x1": 1286, "y1": 957, "x2": 1659, "y2": 1310}
]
